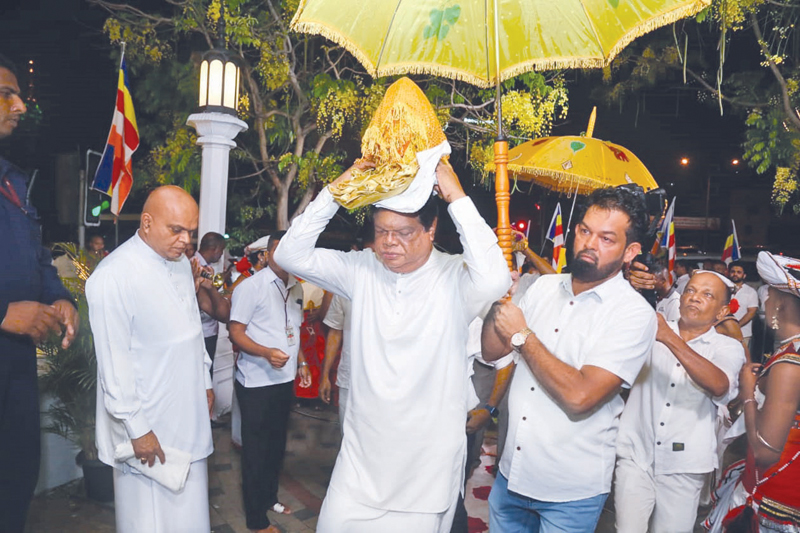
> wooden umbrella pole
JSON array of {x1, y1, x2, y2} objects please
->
[{"x1": 495, "y1": 139, "x2": 513, "y2": 269}]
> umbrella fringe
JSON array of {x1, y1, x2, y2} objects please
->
[
  {"x1": 290, "y1": 20, "x2": 379, "y2": 78},
  {"x1": 505, "y1": 166, "x2": 599, "y2": 193},
  {"x1": 605, "y1": 0, "x2": 711, "y2": 66}
]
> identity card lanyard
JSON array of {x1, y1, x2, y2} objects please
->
[{"x1": 274, "y1": 279, "x2": 296, "y2": 346}]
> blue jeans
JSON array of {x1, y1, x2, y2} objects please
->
[{"x1": 488, "y1": 473, "x2": 608, "y2": 532}]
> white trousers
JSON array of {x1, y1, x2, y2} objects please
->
[
  {"x1": 337, "y1": 386, "x2": 349, "y2": 436},
  {"x1": 114, "y1": 458, "x2": 210, "y2": 533},
  {"x1": 614, "y1": 456, "x2": 707, "y2": 533},
  {"x1": 317, "y1": 482, "x2": 459, "y2": 533}
]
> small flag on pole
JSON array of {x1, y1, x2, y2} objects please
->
[
  {"x1": 546, "y1": 203, "x2": 567, "y2": 273},
  {"x1": 721, "y1": 220, "x2": 741, "y2": 265},
  {"x1": 651, "y1": 198, "x2": 677, "y2": 284},
  {"x1": 91, "y1": 51, "x2": 139, "y2": 216}
]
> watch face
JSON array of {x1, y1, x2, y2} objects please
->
[{"x1": 511, "y1": 332, "x2": 525, "y2": 348}]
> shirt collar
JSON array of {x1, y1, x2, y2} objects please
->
[
  {"x1": 262, "y1": 265, "x2": 297, "y2": 289},
  {"x1": 674, "y1": 319, "x2": 716, "y2": 345},
  {"x1": 561, "y1": 270, "x2": 626, "y2": 302},
  {"x1": 133, "y1": 230, "x2": 172, "y2": 265}
]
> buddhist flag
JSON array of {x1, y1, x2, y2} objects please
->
[
  {"x1": 546, "y1": 203, "x2": 567, "y2": 273},
  {"x1": 721, "y1": 220, "x2": 742, "y2": 265},
  {"x1": 658, "y1": 198, "x2": 676, "y2": 285},
  {"x1": 91, "y1": 52, "x2": 139, "y2": 215}
]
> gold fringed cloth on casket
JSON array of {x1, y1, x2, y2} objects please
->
[{"x1": 329, "y1": 77, "x2": 448, "y2": 210}]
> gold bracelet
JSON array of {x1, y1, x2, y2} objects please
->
[{"x1": 757, "y1": 431, "x2": 784, "y2": 454}]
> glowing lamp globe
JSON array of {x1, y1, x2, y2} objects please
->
[{"x1": 198, "y1": 48, "x2": 241, "y2": 115}]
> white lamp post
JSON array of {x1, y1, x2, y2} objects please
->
[
  {"x1": 187, "y1": 46, "x2": 247, "y2": 241},
  {"x1": 186, "y1": 21, "x2": 247, "y2": 422}
]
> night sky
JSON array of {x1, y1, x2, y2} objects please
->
[{"x1": 0, "y1": 0, "x2": 793, "y2": 254}]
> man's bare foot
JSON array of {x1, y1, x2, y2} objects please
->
[{"x1": 270, "y1": 502, "x2": 292, "y2": 515}]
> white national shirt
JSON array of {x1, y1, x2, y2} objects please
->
[
  {"x1": 230, "y1": 266, "x2": 304, "y2": 388},
  {"x1": 500, "y1": 272, "x2": 656, "y2": 502},
  {"x1": 323, "y1": 294, "x2": 351, "y2": 390},
  {"x1": 273, "y1": 187, "x2": 510, "y2": 513},
  {"x1": 617, "y1": 321, "x2": 745, "y2": 474},
  {"x1": 656, "y1": 288, "x2": 682, "y2": 322},
  {"x1": 193, "y1": 252, "x2": 220, "y2": 338},
  {"x1": 86, "y1": 232, "x2": 213, "y2": 467},
  {"x1": 732, "y1": 283, "x2": 759, "y2": 337},
  {"x1": 675, "y1": 273, "x2": 691, "y2": 294}
]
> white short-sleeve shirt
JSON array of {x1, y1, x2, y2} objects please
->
[
  {"x1": 500, "y1": 272, "x2": 657, "y2": 502},
  {"x1": 193, "y1": 252, "x2": 220, "y2": 338},
  {"x1": 230, "y1": 266, "x2": 304, "y2": 388},
  {"x1": 732, "y1": 283, "x2": 759, "y2": 337},
  {"x1": 657, "y1": 289, "x2": 682, "y2": 322},
  {"x1": 617, "y1": 321, "x2": 745, "y2": 474},
  {"x1": 323, "y1": 293, "x2": 351, "y2": 389}
]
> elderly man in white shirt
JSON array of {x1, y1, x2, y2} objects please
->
[
  {"x1": 615, "y1": 270, "x2": 746, "y2": 532},
  {"x1": 482, "y1": 186, "x2": 657, "y2": 532},
  {"x1": 274, "y1": 160, "x2": 510, "y2": 532},
  {"x1": 228, "y1": 231, "x2": 311, "y2": 533},
  {"x1": 86, "y1": 186, "x2": 214, "y2": 533}
]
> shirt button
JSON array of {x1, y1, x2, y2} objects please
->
[
  {"x1": 671, "y1": 383, "x2": 675, "y2": 387},
  {"x1": 522, "y1": 417, "x2": 527, "y2": 421},
  {"x1": 676, "y1": 363, "x2": 681, "y2": 367},
  {"x1": 569, "y1": 301, "x2": 574, "y2": 305},
  {"x1": 554, "y1": 328, "x2": 559, "y2": 333},
  {"x1": 660, "y1": 422, "x2": 665, "y2": 426},
  {"x1": 516, "y1": 446, "x2": 521, "y2": 451},
  {"x1": 657, "y1": 441, "x2": 661, "y2": 445},
  {"x1": 530, "y1": 386, "x2": 535, "y2": 391},
  {"x1": 666, "y1": 403, "x2": 671, "y2": 407}
]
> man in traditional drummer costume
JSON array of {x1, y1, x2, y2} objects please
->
[
  {"x1": 87, "y1": 186, "x2": 214, "y2": 533},
  {"x1": 274, "y1": 78, "x2": 510, "y2": 532}
]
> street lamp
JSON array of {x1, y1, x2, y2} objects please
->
[{"x1": 187, "y1": 2, "x2": 247, "y2": 244}]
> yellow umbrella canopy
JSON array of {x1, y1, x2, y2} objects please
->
[
  {"x1": 496, "y1": 109, "x2": 660, "y2": 195},
  {"x1": 291, "y1": 0, "x2": 710, "y2": 88}
]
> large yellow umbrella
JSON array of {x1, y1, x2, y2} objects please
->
[
  {"x1": 291, "y1": 0, "x2": 709, "y2": 266},
  {"x1": 504, "y1": 108, "x2": 660, "y2": 195}
]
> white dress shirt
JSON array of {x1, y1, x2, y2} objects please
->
[
  {"x1": 732, "y1": 283, "x2": 759, "y2": 337},
  {"x1": 500, "y1": 272, "x2": 657, "y2": 502},
  {"x1": 675, "y1": 273, "x2": 690, "y2": 294},
  {"x1": 193, "y1": 252, "x2": 220, "y2": 338},
  {"x1": 274, "y1": 187, "x2": 510, "y2": 513},
  {"x1": 657, "y1": 289, "x2": 682, "y2": 322},
  {"x1": 617, "y1": 321, "x2": 745, "y2": 474},
  {"x1": 230, "y1": 266, "x2": 304, "y2": 388},
  {"x1": 87, "y1": 232, "x2": 213, "y2": 467},
  {"x1": 323, "y1": 294, "x2": 351, "y2": 390}
]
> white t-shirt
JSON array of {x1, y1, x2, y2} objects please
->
[
  {"x1": 323, "y1": 294, "x2": 351, "y2": 389},
  {"x1": 500, "y1": 272, "x2": 656, "y2": 502},
  {"x1": 675, "y1": 273, "x2": 690, "y2": 294},
  {"x1": 732, "y1": 283, "x2": 759, "y2": 337},
  {"x1": 230, "y1": 266, "x2": 304, "y2": 388},
  {"x1": 617, "y1": 321, "x2": 745, "y2": 474}
]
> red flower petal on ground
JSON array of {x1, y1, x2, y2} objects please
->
[
  {"x1": 472, "y1": 485, "x2": 492, "y2": 500},
  {"x1": 468, "y1": 516, "x2": 488, "y2": 533}
]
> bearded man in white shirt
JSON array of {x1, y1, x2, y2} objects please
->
[
  {"x1": 87, "y1": 186, "x2": 215, "y2": 533},
  {"x1": 615, "y1": 270, "x2": 746, "y2": 532},
  {"x1": 729, "y1": 261, "x2": 759, "y2": 350},
  {"x1": 274, "y1": 160, "x2": 510, "y2": 532},
  {"x1": 482, "y1": 186, "x2": 657, "y2": 532}
]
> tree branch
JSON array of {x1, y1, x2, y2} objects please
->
[{"x1": 749, "y1": 11, "x2": 800, "y2": 130}]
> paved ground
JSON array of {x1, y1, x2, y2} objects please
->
[{"x1": 26, "y1": 402, "x2": 734, "y2": 532}]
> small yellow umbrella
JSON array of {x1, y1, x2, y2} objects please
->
[{"x1": 504, "y1": 108, "x2": 660, "y2": 195}]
